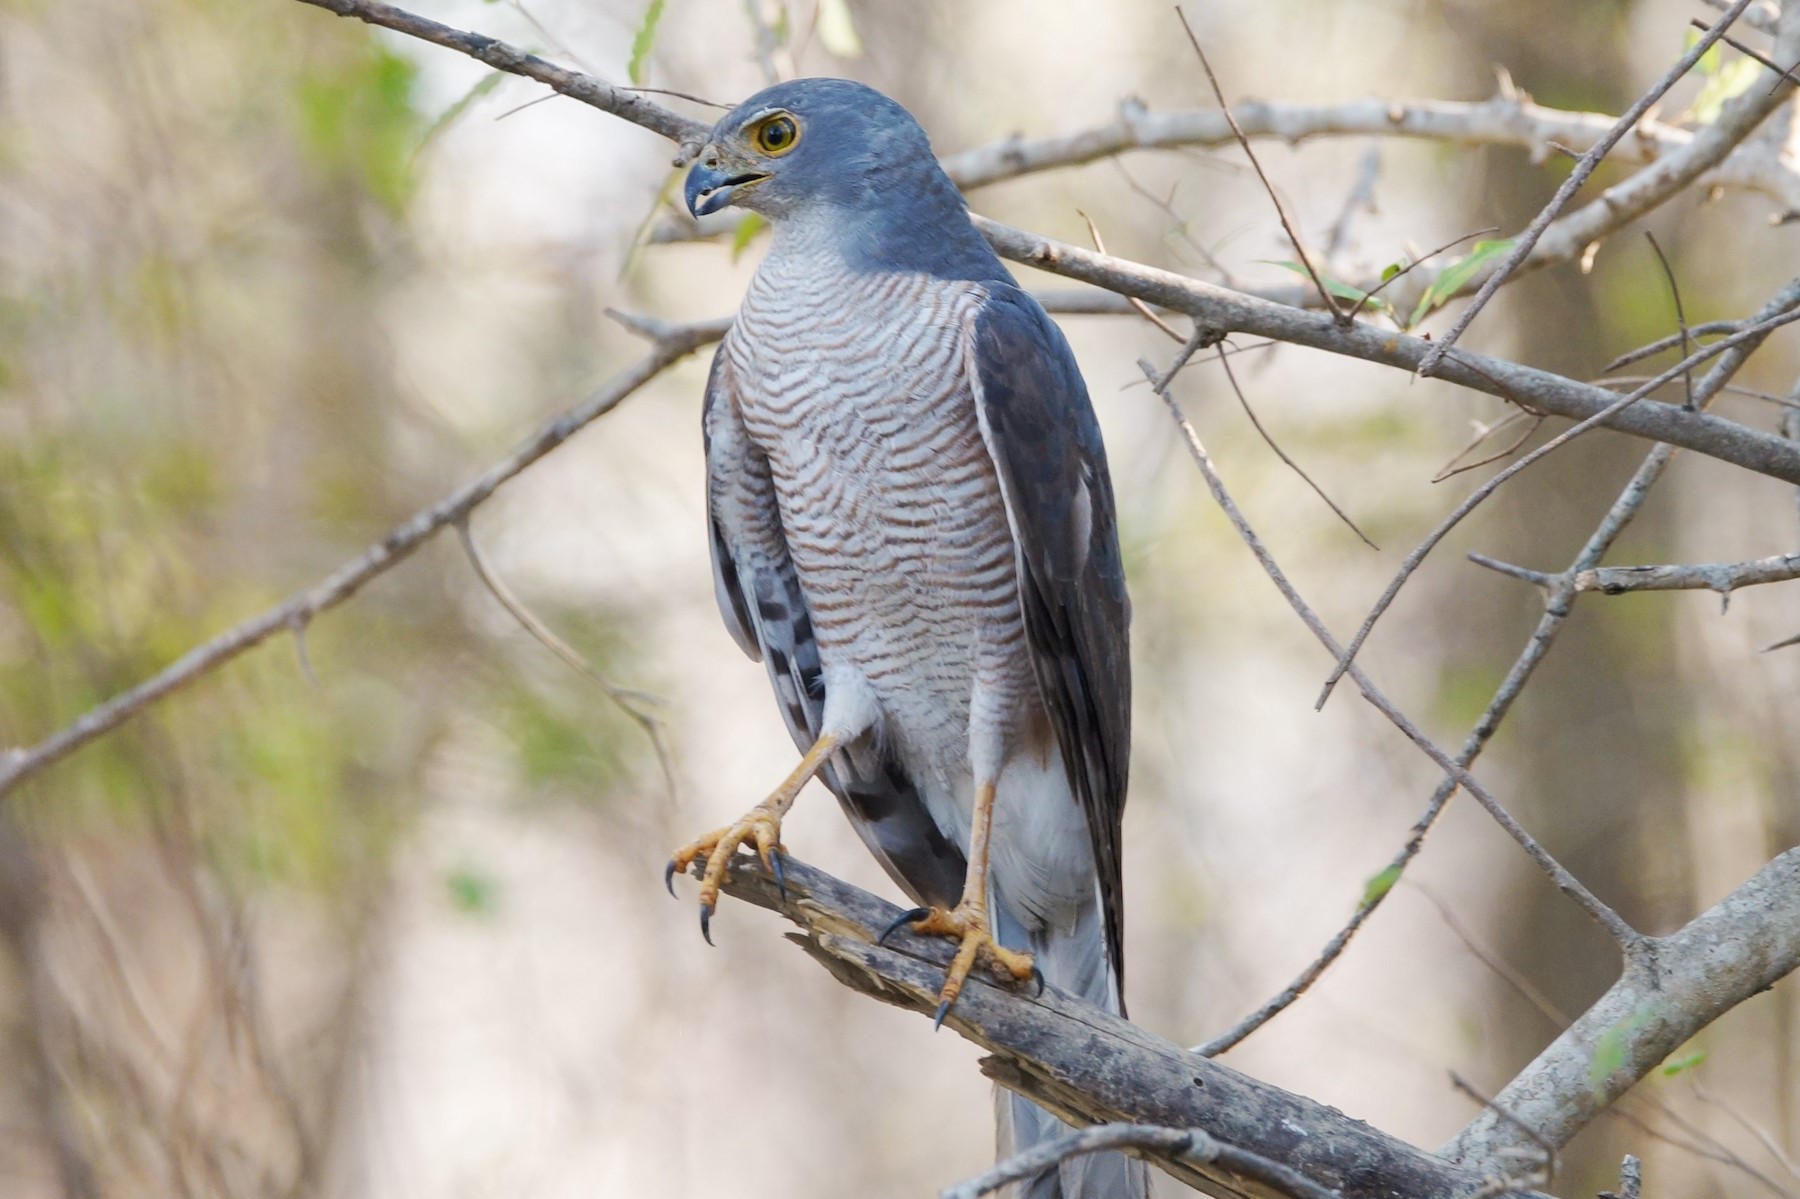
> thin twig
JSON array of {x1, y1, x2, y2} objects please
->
[
  {"x1": 1078, "y1": 210, "x2": 1187, "y2": 343},
  {"x1": 1450, "y1": 1073, "x2": 1557, "y2": 1192},
  {"x1": 1603, "y1": 320, "x2": 1741, "y2": 373},
  {"x1": 1212, "y1": 343, "x2": 1377, "y2": 547},
  {"x1": 1175, "y1": 6, "x2": 1348, "y2": 324},
  {"x1": 1417, "y1": 0, "x2": 1760, "y2": 373},
  {"x1": 1316, "y1": 306, "x2": 1800, "y2": 708},
  {"x1": 1141, "y1": 356, "x2": 1640, "y2": 979},
  {"x1": 939, "y1": 1123, "x2": 1342, "y2": 1199},
  {"x1": 1431, "y1": 410, "x2": 1544, "y2": 484},
  {"x1": 1345, "y1": 227, "x2": 1500, "y2": 325},
  {"x1": 1689, "y1": 17, "x2": 1800, "y2": 89},
  {"x1": 456, "y1": 520, "x2": 682, "y2": 808},
  {"x1": 1643, "y1": 232, "x2": 1695, "y2": 409}
]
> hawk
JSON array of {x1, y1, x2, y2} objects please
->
[{"x1": 666, "y1": 78, "x2": 1144, "y2": 1199}]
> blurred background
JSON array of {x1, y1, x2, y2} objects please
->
[{"x1": 1, "y1": 0, "x2": 1797, "y2": 1196}]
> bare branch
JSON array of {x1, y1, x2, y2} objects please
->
[
  {"x1": 1575, "y1": 553, "x2": 1800, "y2": 595},
  {"x1": 695, "y1": 852, "x2": 1532, "y2": 1199},
  {"x1": 1418, "y1": 0, "x2": 1769, "y2": 372},
  {"x1": 0, "y1": 325, "x2": 718, "y2": 801},
  {"x1": 1445, "y1": 849, "x2": 1800, "y2": 1169},
  {"x1": 941, "y1": 1123, "x2": 1342, "y2": 1199},
  {"x1": 976, "y1": 218, "x2": 1800, "y2": 485}
]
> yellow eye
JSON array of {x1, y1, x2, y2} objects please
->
[{"x1": 752, "y1": 113, "x2": 800, "y2": 156}]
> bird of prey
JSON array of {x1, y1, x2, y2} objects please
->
[{"x1": 666, "y1": 78, "x2": 1144, "y2": 1199}]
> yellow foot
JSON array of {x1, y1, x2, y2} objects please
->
[
  {"x1": 877, "y1": 902, "x2": 1040, "y2": 1028},
  {"x1": 664, "y1": 806, "x2": 787, "y2": 944}
]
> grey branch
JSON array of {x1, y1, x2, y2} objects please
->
[
  {"x1": 1419, "y1": 0, "x2": 1771, "y2": 372},
  {"x1": 701, "y1": 853, "x2": 1534, "y2": 1199},
  {"x1": 937, "y1": 95, "x2": 1800, "y2": 213},
  {"x1": 941, "y1": 1124, "x2": 1340, "y2": 1199},
  {"x1": 288, "y1": 0, "x2": 1800, "y2": 487},
  {"x1": 1444, "y1": 848, "x2": 1800, "y2": 1170},
  {"x1": 0, "y1": 323, "x2": 717, "y2": 801},
  {"x1": 1472, "y1": 551, "x2": 1800, "y2": 596}
]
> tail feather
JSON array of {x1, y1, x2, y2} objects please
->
[{"x1": 992, "y1": 894, "x2": 1151, "y2": 1199}]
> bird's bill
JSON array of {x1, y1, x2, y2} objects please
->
[{"x1": 685, "y1": 156, "x2": 769, "y2": 218}]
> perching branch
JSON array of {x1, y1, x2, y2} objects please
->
[{"x1": 698, "y1": 852, "x2": 1532, "y2": 1199}]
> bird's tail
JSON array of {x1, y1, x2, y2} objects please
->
[{"x1": 992, "y1": 894, "x2": 1151, "y2": 1199}]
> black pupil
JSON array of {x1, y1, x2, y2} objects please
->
[{"x1": 764, "y1": 119, "x2": 792, "y2": 148}]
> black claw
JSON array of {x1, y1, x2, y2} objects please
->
[
  {"x1": 1030, "y1": 965, "x2": 1046, "y2": 997},
  {"x1": 877, "y1": 907, "x2": 931, "y2": 946},
  {"x1": 769, "y1": 848, "x2": 787, "y2": 902},
  {"x1": 699, "y1": 903, "x2": 715, "y2": 946},
  {"x1": 932, "y1": 997, "x2": 953, "y2": 1031},
  {"x1": 664, "y1": 859, "x2": 680, "y2": 897}
]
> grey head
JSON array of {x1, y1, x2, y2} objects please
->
[{"x1": 684, "y1": 78, "x2": 1007, "y2": 282}]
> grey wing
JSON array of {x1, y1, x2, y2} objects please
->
[
  {"x1": 964, "y1": 285, "x2": 1133, "y2": 991},
  {"x1": 702, "y1": 344, "x2": 968, "y2": 909}
]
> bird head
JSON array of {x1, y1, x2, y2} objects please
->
[{"x1": 684, "y1": 78, "x2": 936, "y2": 221}]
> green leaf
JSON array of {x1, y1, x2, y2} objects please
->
[
  {"x1": 1262, "y1": 260, "x2": 1394, "y2": 321},
  {"x1": 1380, "y1": 261, "x2": 1404, "y2": 283},
  {"x1": 414, "y1": 70, "x2": 506, "y2": 159},
  {"x1": 628, "y1": 0, "x2": 667, "y2": 86},
  {"x1": 1409, "y1": 238, "x2": 1514, "y2": 327},
  {"x1": 816, "y1": 0, "x2": 863, "y2": 57},
  {"x1": 1589, "y1": 1008, "x2": 1655, "y2": 1090},
  {"x1": 1361, "y1": 864, "x2": 1403, "y2": 908},
  {"x1": 1661, "y1": 1049, "x2": 1706, "y2": 1077},
  {"x1": 1689, "y1": 54, "x2": 1761, "y2": 125},
  {"x1": 446, "y1": 865, "x2": 499, "y2": 915},
  {"x1": 731, "y1": 212, "x2": 768, "y2": 261}
]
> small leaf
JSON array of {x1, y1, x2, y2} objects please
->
[
  {"x1": 1361, "y1": 864, "x2": 1403, "y2": 908},
  {"x1": 731, "y1": 212, "x2": 768, "y2": 261},
  {"x1": 1661, "y1": 1049, "x2": 1706, "y2": 1077},
  {"x1": 816, "y1": 0, "x2": 863, "y2": 58},
  {"x1": 628, "y1": 0, "x2": 667, "y2": 86},
  {"x1": 1261, "y1": 260, "x2": 1394, "y2": 320},
  {"x1": 1381, "y1": 261, "x2": 1404, "y2": 283},
  {"x1": 1689, "y1": 54, "x2": 1761, "y2": 125},
  {"x1": 1589, "y1": 1008, "x2": 1654, "y2": 1090},
  {"x1": 446, "y1": 865, "x2": 499, "y2": 915},
  {"x1": 1409, "y1": 238, "x2": 1515, "y2": 326}
]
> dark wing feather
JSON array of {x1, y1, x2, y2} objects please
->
[
  {"x1": 965, "y1": 285, "x2": 1132, "y2": 991},
  {"x1": 702, "y1": 345, "x2": 967, "y2": 909}
]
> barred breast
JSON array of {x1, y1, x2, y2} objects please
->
[{"x1": 722, "y1": 241, "x2": 1034, "y2": 782}]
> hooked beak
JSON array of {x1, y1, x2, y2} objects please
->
[{"x1": 685, "y1": 154, "x2": 768, "y2": 218}]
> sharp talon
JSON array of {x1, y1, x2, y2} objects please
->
[
  {"x1": 770, "y1": 848, "x2": 787, "y2": 902},
  {"x1": 1030, "y1": 965, "x2": 1046, "y2": 997},
  {"x1": 877, "y1": 907, "x2": 932, "y2": 946},
  {"x1": 933, "y1": 997, "x2": 952, "y2": 1031},
  {"x1": 664, "y1": 859, "x2": 679, "y2": 897},
  {"x1": 699, "y1": 904, "x2": 714, "y2": 946}
]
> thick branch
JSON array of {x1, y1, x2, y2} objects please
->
[
  {"x1": 981, "y1": 220, "x2": 1800, "y2": 485},
  {"x1": 1445, "y1": 849, "x2": 1800, "y2": 1167},
  {"x1": 937, "y1": 94, "x2": 1800, "y2": 214},
  {"x1": 702, "y1": 854, "x2": 1534, "y2": 1199}
]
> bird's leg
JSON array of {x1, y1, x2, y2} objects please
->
[
  {"x1": 666, "y1": 730, "x2": 840, "y2": 942},
  {"x1": 879, "y1": 780, "x2": 1036, "y2": 1028}
]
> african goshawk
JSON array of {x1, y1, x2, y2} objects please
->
[{"x1": 666, "y1": 78, "x2": 1144, "y2": 1199}]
